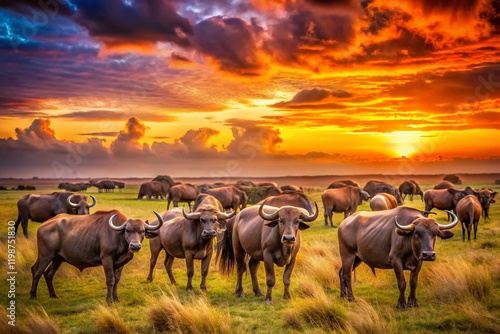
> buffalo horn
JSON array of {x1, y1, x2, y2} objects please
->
[
  {"x1": 259, "y1": 200, "x2": 280, "y2": 221},
  {"x1": 88, "y1": 195, "x2": 97, "y2": 208},
  {"x1": 394, "y1": 216, "x2": 415, "y2": 231},
  {"x1": 218, "y1": 210, "x2": 236, "y2": 220},
  {"x1": 300, "y1": 202, "x2": 319, "y2": 222},
  {"x1": 437, "y1": 211, "x2": 459, "y2": 230},
  {"x1": 108, "y1": 214, "x2": 126, "y2": 231},
  {"x1": 182, "y1": 207, "x2": 201, "y2": 220},
  {"x1": 145, "y1": 211, "x2": 163, "y2": 230},
  {"x1": 67, "y1": 194, "x2": 79, "y2": 208}
]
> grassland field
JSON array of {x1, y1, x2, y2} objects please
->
[{"x1": 0, "y1": 176, "x2": 499, "y2": 333}]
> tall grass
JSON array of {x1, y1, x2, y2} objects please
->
[
  {"x1": 93, "y1": 305, "x2": 130, "y2": 334},
  {"x1": 0, "y1": 307, "x2": 60, "y2": 334}
]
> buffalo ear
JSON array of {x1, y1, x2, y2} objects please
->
[
  {"x1": 491, "y1": 199, "x2": 496, "y2": 203},
  {"x1": 146, "y1": 230, "x2": 160, "y2": 239},
  {"x1": 299, "y1": 222, "x2": 310, "y2": 230},
  {"x1": 264, "y1": 220, "x2": 278, "y2": 227},
  {"x1": 395, "y1": 228, "x2": 413, "y2": 236},
  {"x1": 438, "y1": 230, "x2": 454, "y2": 240}
]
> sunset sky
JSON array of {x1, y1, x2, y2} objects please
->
[{"x1": 1, "y1": 0, "x2": 499, "y2": 179}]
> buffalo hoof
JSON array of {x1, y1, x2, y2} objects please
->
[
  {"x1": 236, "y1": 292, "x2": 244, "y2": 298},
  {"x1": 263, "y1": 299, "x2": 273, "y2": 305},
  {"x1": 254, "y1": 291, "x2": 264, "y2": 297},
  {"x1": 396, "y1": 302, "x2": 407, "y2": 309},
  {"x1": 30, "y1": 293, "x2": 36, "y2": 299},
  {"x1": 49, "y1": 294, "x2": 59, "y2": 299},
  {"x1": 146, "y1": 277, "x2": 153, "y2": 283},
  {"x1": 407, "y1": 299, "x2": 419, "y2": 308}
]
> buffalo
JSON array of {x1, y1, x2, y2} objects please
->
[
  {"x1": 138, "y1": 181, "x2": 169, "y2": 200},
  {"x1": 30, "y1": 210, "x2": 163, "y2": 304},
  {"x1": 370, "y1": 193, "x2": 398, "y2": 211},
  {"x1": 327, "y1": 180, "x2": 360, "y2": 189},
  {"x1": 206, "y1": 185, "x2": 248, "y2": 212},
  {"x1": 338, "y1": 207, "x2": 458, "y2": 308},
  {"x1": 363, "y1": 180, "x2": 404, "y2": 205},
  {"x1": 167, "y1": 184, "x2": 200, "y2": 209},
  {"x1": 147, "y1": 196, "x2": 234, "y2": 291},
  {"x1": 218, "y1": 200, "x2": 318, "y2": 303},
  {"x1": 478, "y1": 188, "x2": 497, "y2": 218},
  {"x1": 15, "y1": 192, "x2": 96, "y2": 238},
  {"x1": 280, "y1": 184, "x2": 303, "y2": 192},
  {"x1": 90, "y1": 180, "x2": 116, "y2": 193},
  {"x1": 321, "y1": 186, "x2": 370, "y2": 227},
  {"x1": 58, "y1": 182, "x2": 90, "y2": 192},
  {"x1": 456, "y1": 195, "x2": 482, "y2": 241},
  {"x1": 423, "y1": 187, "x2": 473, "y2": 219},
  {"x1": 398, "y1": 180, "x2": 423, "y2": 202},
  {"x1": 434, "y1": 181, "x2": 455, "y2": 189}
]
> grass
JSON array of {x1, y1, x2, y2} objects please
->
[{"x1": 0, "y1": 180, "x2": 499, "y2": 333}]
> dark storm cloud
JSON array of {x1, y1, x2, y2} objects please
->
[{"x1": 271, "y1": 88, "x2": 351, "y2": 108}]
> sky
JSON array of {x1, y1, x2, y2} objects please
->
[{"x1": 0, "y1": 0, "x2": 499, "y2": 179}]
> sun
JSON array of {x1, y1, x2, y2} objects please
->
[{"x1": 396, "y1": 146, "x2": 414, "y2": 158}]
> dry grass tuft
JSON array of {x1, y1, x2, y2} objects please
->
[
  {"x1": 344, "y1": 299, "x2": 394, "y2": 334},
  {"x1": 440, "y1": 299, "x2": 500, "y2": 333},
  {"x1": 297, "y1": 239, "x2": 341, "y2": 287},
  {"x1": 0, "y1": 307, "x2": 60, "y2": 334},
  {"x1": 423, "y1": 257, "x2": 492, "y2": 303},
  {"x1": 148, "y1": 290, "x2": 231, "y2": 334},
  {"x1": 94, "y1": 305, "x2": 130, "y2": 334}
]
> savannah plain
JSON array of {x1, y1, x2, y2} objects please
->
[{"x1": 0, "y1": 173, "x2": 499, "y2": 333}]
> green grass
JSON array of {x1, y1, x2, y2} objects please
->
[{"x1": 0, "y1": 181, "x2": 499, "y2": 333}]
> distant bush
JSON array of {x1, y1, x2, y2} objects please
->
[
  {"x1": 443, "y1": 174, "x2": 462, "y2": 184},
  {"x1": 241, "y1": 186, "x2": 266, "y2": 204},
  {"x1": 495, "y1": 180, "x2": 500, "y2": 184},
  {"x1": 0, "y1": 186, "x2": 6, "y2": 190}
]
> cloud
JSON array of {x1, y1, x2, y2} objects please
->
[
  {"x1": 272, "y1": 88, "x2": 352, "y2": 108},
  {"x1": 110, "y1": 117, "x2": 153, "y2": 158}
]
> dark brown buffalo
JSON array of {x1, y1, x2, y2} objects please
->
[
  {"x1": 90, "y1": 180, "x2": 116, "y2": 193},
  {"x1": 370, "y1": 193, "x2": 397, "y2": 211},
  {"x1": 434, "y1": 181, "x2": 455, "y2": 189},
  {"x1": 138, "y1": 181, "x2": 169, "y2": 199},
  {"x1": 167, "y1": 184, "x2": 200, "y2": 209},
  {"x1": 478, "y1": 188, "x2": 497, "y2": 218},
  {"x1": 327, "y1": 180, "x2": 360, "y2": 189},
  {"x1": 206, "y1": 185, "x2": 248, "y2": 212},
  {"x1": 399, "y1": 180, "x2": 423, "y2": 202},
  {"x1": 363, "y1": 180, "x2": 404, "y2": 205},
  {"x1": 218, "y1": 200, "x2": 318, "y2": 303},
  {"x1": 456, "y1": 195, "x2": 482, "y2": 241},
  {"x1": 235, "y1": 180, "x2": 256, "y2": 187},
  {"x1": 338, "y1": 207, "x2": 458, "y2": 308},
  {"x1": 58, "y1": 182, "x2": 90, "y2": 192},
  {"x1": 321, "y1": 186, "x2": 370, "y2": 227},
  {"x1": 30, "y1": 210, "x2": 163, "y2": 303},
  {"x1": 258, "y1": 182, "x2": 279, "y2": 188},
  {"x1": 113, "y1": 181, "x2": 125, "y2": 191},
  {"x1": 423, "y1": 187, "x2": 473, "y2": 219},
  {"x1": 15, "y1": 192, "x2": 96, "y2": 238},
  {"x1": 147, "y1": 198, "x2": 234, "y2": 291},
  {"x1": 280, "y1": 184, "x2": 303, "y2": 192}
]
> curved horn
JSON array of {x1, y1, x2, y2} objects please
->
[
  {"x1": 145, "y1": 211, "x2": 163, "y2": 231},
  {"x1": 67, "y1": 194, "x2": 79, "y2": 208},
  {"x1": 300, "y1": 202, "x2": 319, "y2": 222},
  {"x1": 394, "y1": 215, "x2": 415, "y2": 231},
  {"x1": 88, "y1": 195, "x2": 97, "y2": 208},
  {"x1": 218, "y1": 210, "x2": 236, "y2": 220},
  {"x1": 259, "y1": 200, "x2": 280, "y2": 221},
  {"x1": 437, "y1": 211, "x2": 459, "y2": 230},
  {"x1": 182, "y1": 207, "x2": 201, "y2": 220},
  {"x1": 108, "y1": 214, "x2": 126, "y2": 231}
]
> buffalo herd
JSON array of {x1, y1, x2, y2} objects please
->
[{"x1": 10, "y1": 176, "x2": 498, "y2": 307}]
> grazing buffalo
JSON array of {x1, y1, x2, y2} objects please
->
[
  {"x1": 423, "y1": 187, "x2": 473, "y2": 219},
  {"x1": 257, "y1": 182, "x2": 279, "y2": 188},
  {"x1": 478, "y1": 188, "x2": 497, "y2": 218},
  {"x1": 370, "y1": 193, "x2": 398, "y2": 211},
  {"x1": 363, "y1": 180, "x2": 404, "y2": 205},
  {"x1": 206, "y1": 185, "x2": 248, "y2": 212},
  {"x1": 167, "y1": 184, "x2": 200, "y2": 209},
  {"x1": 456, "y1": 195, "x2": 482, "y2": 241},
  {"x1": 30, "y1": 210, "x2": 163, "y2": 304},
  {"x1": 15, "y1": 192, "x2": 96, "y2": 238},
  {"x1": 235, "y1": 180, "x2": 256, "y2": 187},
  {"x1": 321, "y1": 186, "x2": 370, "y2": 227},
  {"x1": 399, "y1": 180, "x2": 423, "y2": 202},
  {"x1": 147, "y1": 198, "x2": 234, "y2": 291},
  {"x1": 327, "y1": 180, "x2": 360, "y2": 189},
  {"x1": 58, "y1": 182, "x2": 90, "y2": 192},
  {"x1": 338, "y1": 207, "x2": 458, "y2": 308},
  {"x1": 219, "y1": 201, "x2": 319, "y2": 303},
  {"x1": 280, "y1": 184, "x2": 303, "y2": 192},
  {"x1": 90, "y1": 180, "x2": 116, "y2": 193},
  {"x1": 434, "y1": 181, "x2": 455, "y2": 189},
  {"x1": 113, "y1": 181, "x2": 125, "y2": 191},
  {"x1": 138, "y1": 181, "x2": 169, "y2": 200}
]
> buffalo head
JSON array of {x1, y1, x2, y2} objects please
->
[
  {"x1": 67, "y1": 194, "x2": 96, "y2": 214},
  {"x1": 182, "y1": 204, "x2": 235, "y2": 239},
  {"x1": 108, "y1": 211, "x2": 163, "y2": 252},
  {"x1": 259, "y1": 201, "x2": 319, "y2": 244},
  {"x1": 394, "y1": 211, "x2": 458, "y2": 261},
  {"x1": 478, "y1": 188, "x2": 497, "y2": 218}
]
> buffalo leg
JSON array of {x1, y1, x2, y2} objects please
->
[
  {"x1": 30, "y1": 258, "x2": 53, "y2": 299},
  {"x1": 392, "y1": 263, "x2": 407, "y2": 308},
  {"x1": 233, "y1": 230, "x2": 246, "y2": 298},
  {"x1": 339, "y1": 254, "x2": 356, "y2": 301},
  {"x1": 461, "y1": 221, "x2": 466, "y2": 241},
  {"x1": 185, "y1": 253, "x2": 195, "y2": 290},
  {"x1": 200, "y1": 250, "x2": 213, "y2": 292},
  {"x1": 102, "y1": 257, "x2": 116, "y2": 304},
  {"x1": 282, "y1": 257, "x2": 296, "y2": 300},
  {"x1": 147, "y1": 239, "x2": 163, "y2": 282},
  {"x1": 43, "y1": 255, "x2": 64, "y2": 298},
  {"x1": 263, "y1": 253, "x2": 276, "y2": 303},
  {"x1": 473, "y1": 221, "x2": 478, "y2": 241},
  {"x1": 407, "y1": 264, "x2": 422, "y2": 307},
  {"x1": 112, "y1": 267, "x2": 124, "y2": 302},
  {"x1": 164, "y1": 254, "x2": 177, "y2": 285},
  {"x1": 248, "y1": 258, "x2": 263, "y2": 297}
]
